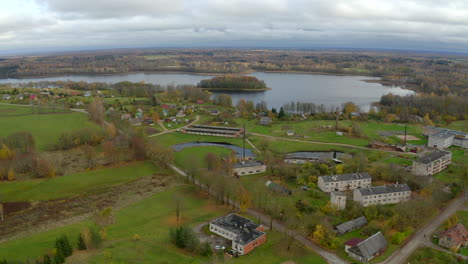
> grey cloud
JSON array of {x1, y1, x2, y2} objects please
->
[{"x1": 1, "y1": 0, "x2": 468, "y2": 54}]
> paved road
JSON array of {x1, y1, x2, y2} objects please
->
[
  {"x1": 249, "y1": 132, "x2": 419, "y2": 156},
  {"x1": 379, "y1": 191, "x2": 467, "y2": 264},
  {"x1": 169, "y1": 164, "x2": 349, "y2": 264}
]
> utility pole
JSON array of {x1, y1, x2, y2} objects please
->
[
  {"x1": 404, "y1": 125, "x2": 408, "y2": 145},
  {"x1": 243, "y1": 123, "x2": 246, "y2": 162}
]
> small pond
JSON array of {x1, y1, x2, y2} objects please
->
[
  {"x1": 172, "y1": 142, "x2": 255, "y2": 158},
  {"x1": 284, "y1": 151, "x2": 349, "y2": 161}
]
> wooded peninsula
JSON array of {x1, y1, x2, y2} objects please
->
[{"x1": 197, "y1": 75, "x2": 269, "y2": 91}]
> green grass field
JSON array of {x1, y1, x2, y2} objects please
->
[
  {"x1": 446, "y1": 120, "x2": 468, "y2": 132},
  {"x1": 0, "y1": 162, "x2": 160, "y2": 202},
  {"x1": 174, "y1": 146, "x2": 234, "y2": 170},
  {"x1": 232, "y1": 118, "x2": 424, "y2": 147},
  {"x1": 0, "y1": 109, "x2": 98, "y2": 151},
  {"x1": 0, "y1": 185, "x2": 326, "y2": 264},
  {"x1": 406, "y1": 246, "x2": 464, "y2": 264}
]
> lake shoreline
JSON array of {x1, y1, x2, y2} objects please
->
[{"x1": 0, "y1": 70, "x2": 410, "y2": 90}]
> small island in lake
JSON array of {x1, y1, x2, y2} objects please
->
[{"x1": 197, "y1": 75, "x2": 270, "y2": 91}]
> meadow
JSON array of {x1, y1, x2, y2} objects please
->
[
  {"x1": 0, "y1": 105, "x2": 97, "y2": 151},
  {"x1": 0, "y1": 161, "x2": 160, "y2": 202},
  {"x1": 0, "y1": 185, "x2": 327, "y2": 264}
]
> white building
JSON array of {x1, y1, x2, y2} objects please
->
[
  {"x1": 411, "y1": 150, "x2": 452, "y2": 176},
  {"x1": 330, "y1": 192, "x2": 346, "y2": 210},
  {"x1": 353, "y1": 184, "x2": 411, "y2": 207},
  {"x1": 424, "y1": 126, "x2": 468, "y2": 149},
  {"x1": 233, "y1": 161, "x2": 266, "y2": 176},
  {"x1": 318, "y1": 172, "x2": 372, "y2": 192}
]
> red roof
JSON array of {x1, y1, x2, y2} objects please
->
[
  {"x1": 344, "y1": 238, "x2": 365, "y2": 247},
  {"x1": 162, "y1": 105, "x2": 170, "y2": 109},
  {"x1": 197, "y1": 99, "x2": 204, "y2": 104},
  {"x1": 441, "y1": 223, "x2": 468, "y2": 245}
]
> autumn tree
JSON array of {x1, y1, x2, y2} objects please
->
[
  {"x1": 147, "y1": 140, "x2": 174, "y2": 168},
  {"x1": 88, "y1": 98, "x2": 105, "y2": 125},
  {"x1": 423, "y1": 113, "x2": 434, "y2": 126},
  {"x1": 81, "y1": 144, "x2": 97, "y2": 169},
  {"x1": 36, "y1": 159, "x2": 55, "y2": 178}
]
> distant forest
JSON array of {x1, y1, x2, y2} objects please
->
[
  {"x1": 0, "y1": 49, "x2": 467, "y2": 97},
  {"x1": 198, "y1": 75, "x2": 268, "y2": 90}
]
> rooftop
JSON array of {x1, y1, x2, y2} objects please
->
[
  {"x1": 336, "y1": 216, "x2": 368, "y2": 235},
  {"x1": 348, "y1": 232, "x2": 387, "y2": 259},
  {"x1": 210, "y1": 213, "x2": 265, "y2": 246},
  {"x1": 320, "y1": 172, "x2": 371, "y2": 183},
  {"x1": 233, "y1": 160, "x2": 265, "y2": 168},
  {"x1": 357, "y1": 184, "x2": 411, "y2": 196},
  {"x1": 440, "y1": 223, "x2": 468, "y2": 245},
  {"x1": 344, "y1": 238, "x2": 365, "y2": 247},
  {"x1": 414, "y1": 150, "x2": 451, "y2": 164}
]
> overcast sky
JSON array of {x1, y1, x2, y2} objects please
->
[{"x1": 1, "y1": 0, "x2": 468, "y2": 55}]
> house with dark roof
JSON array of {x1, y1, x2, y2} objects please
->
[
  {"x1": 439, "y1": 223, "x2": 468, "y2": 251},
  {"x1": 336, "y1": 216, "x2": 368, "y2": 236},
  {"x1": 318, "y1": 172, "x2": 372, "y2": 192},
  {"x1": 353, "y1": 184, "x2": 411, "y2": 207},
  {"x1": 265, "y1": 180, "x2": 292, "y2": 195},
  {"x1": 347, "y1": 232, "x2": 387, "y2": 262},
  {"x1": 233, "y1": 160, "x2": 266, "y2": 176},
  {"x1": 344, "y1": 238, "x2": 364, "y2": 253},
  {"x1": 411, "y1": 150, "x2": 451, "y2": 176},
  {"x1": 209, "y1": 213, "x2": 267, "y2": 255}
]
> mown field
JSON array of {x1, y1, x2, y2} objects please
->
[
  {"x1": 0, "y1": 161, "x2": 159, "y2": 202},
  {"x1": 0, "y1": 185, "x2": 327, "y2": 264},
  {"x1": 231, "y1": 118, "x2": 425, "y2": 147},
  {"x1": 174, "y1": 146, "x2": 234, "y2": 170},
  {"x1": 406, "y1": 246, "x2": 464, "y2": 264},
  {"x1": 0, "y1": 105, "x2": 97, "y2": 151}
]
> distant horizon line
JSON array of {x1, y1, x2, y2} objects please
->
[{"x1": 1, "y1": 46, "x2": 468, "y2": 57}]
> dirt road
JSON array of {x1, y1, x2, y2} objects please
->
[{"x1": 379, "y1": 191, "x2": 467, "y2": 264}]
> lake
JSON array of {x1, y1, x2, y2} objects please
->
[{"x1": 0, "y1": 72, "x2": 414, "y2": 111}]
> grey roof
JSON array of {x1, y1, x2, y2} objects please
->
[
  {"x1": 189, "y1": 125, "x2": 242, "y2": 131},
  {"x1": 265, "y1": 180, "x2": 292, "y2": 195},
  {"x1": 210, "y1": 213, "x2": 264, "y2": 246},
  {"x1": 425, "y1": 126, "x2": 467, "y2": 137},
  {"x1": 320, "y1": 172, "x2": 371, "y2": 183},
  {"x1": 349, "y1": 232, "x2": 387, "y2": 260},
  {"x1": 357, "y1": 184, "x2": 411, "y2": 196},
  {"x1": 233, "y1": 160, "x2": 265, "y2": 168},
  {"x1": 433, "y1": 130, "x2": 456, "y2": 139},
  {"x1": 414, "y1": 150, "x2": 451, "y2": 164},
  {"x1": 336, "y1": 216, "x2": 368, "y2": 235}
]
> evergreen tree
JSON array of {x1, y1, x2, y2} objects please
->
[
  {"x1": 278, "y1": 107, "x2": 285, "y2": 119},
  {"x1": 60, "y1": 235, "x2": 73, "y2": 257},
  {"x1": 53, "y1": 250, "x2": 65, "y2": 264},
  {"x1": 77, "y1": 233, "x2": 87, "y2": 250},
  {"x1": 43, "y1": 255, "x2": 51, "y2": 264}
]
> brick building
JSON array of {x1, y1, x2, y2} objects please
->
[{"x1": 209, "y1": 213, "x2": 267, "y2": 255}]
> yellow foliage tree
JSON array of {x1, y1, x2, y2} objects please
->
[
  {"x1": 7, "y1": 170, "x2": 15, "y2": 181},
  {"x1": 106, "y1": 123, "x2": 117, "y2": 139},
  {"x1": 313, "y1": 224, "x2": 325, "y2": 242},
  {"x1": 423, "y1": 113, "x2": 434, "y2": 126},
  {"x1": 238, "y1": 187, "x2": 252, "y2": 212},
  {"x1": 335, "y1": 164, "x2": 344, "y2": 174},
  {"x1": 0, "y1": 144, "x2": 13, "y2": 160}
]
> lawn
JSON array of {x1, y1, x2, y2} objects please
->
[
  {"x1": 406, "y1": 246, "x2": 464, "y2": 264},
  {"x1": 0, "y1": 104, "x2": 68, "y2": 116},
  {"x1": 0, "y1": 161, "x2": 160, "y2": 202},
  {"x1": 174, "y1": 146, "x2": 234, "y2": 170},
  {"x1": 0, "y1": 111, "x2": 98, "y2": 151},
  {"x1": 0, "y1": 185, "x2": 327, "y2": 264},
  {"x1": 446, "y1": 120, "x2": 468, "y2": 132},
  {"x1": 234, "y1": 118, "x2": 424, "y2": 147}
]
